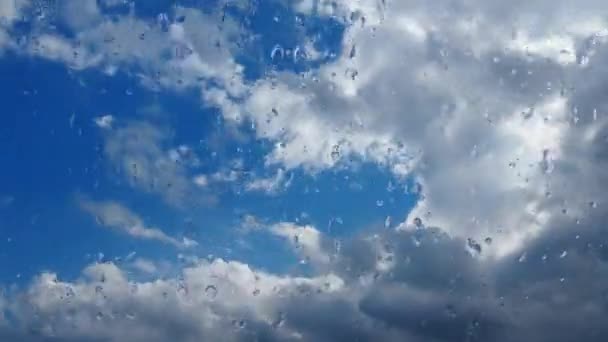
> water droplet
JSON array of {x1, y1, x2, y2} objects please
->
[
  {"x1": 376, "y1": 200, "x2": 384, "y2": 207},
  {"x1": 467, "y1": 238, "x2": 482, "y2": 254},
  {"x1": 521, "y1": 106, "x2": 534, "y2": 120},
  {"x1": 272, "y1": 312, "x2": 285, "y2": 329},
  {"x1": 233, "y1": 319, "x2": 247, "y2": 329},
  {"x1": 252, "y1": 289, "x2": 260, "y2": 296},
  {"x1": 559, "y1": 251, "x2": 568, "y2": 258},
  {"x1": 412, "y1": 236, "x2": 421, "y2": 247},
  {"x1": 413, "y1": 217, "x2": 423, "y2": 228},
  {"x1": 344, "y1": 68, "x2": 358, "y2": 80},
  {"x1": 445, "y1": 304, "x2": 457, "y2": 318},
  {"x1": 330, "y1": 145, "x2": 341, "y2": 161},
  {"x1": 384, "y1": 216, "x2": 391, "y2": 228},
  {"x1": 270, "y1": 45, "x2": 284, "y2": 61},
  {"x1": 205, "y1": 285, "x2": 217, "y2": 299},
  {"x1": 518, "y1": 253, "x2": 527, "y2": 263},
  {"x1": 349, "y1": 45, "x2": 357, "y2": 59},
  {"x1": 541, "y1": 254, "x2": 547, "y2": 261},
  {"x1": 484, "y1": 237, "x2": 493, "y2": 245},
  {"x1": 589, "y1": 201, "x2": 598, "y2": 209}
]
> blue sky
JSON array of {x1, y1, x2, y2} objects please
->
[
  {"x1": 0, "y1": 1, "x2": 417, "y2": 283},
  {"x1": 1, "y1": 1, "x2": 608, "y2": 341}
]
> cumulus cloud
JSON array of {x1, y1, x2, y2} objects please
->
[
  {"x1": 78, "y1": 196, "x2": 196, "y2": 249},
  {"x1": 2, "y1": 216, "x2": 608, "y2": 341},
  {"x1": 199, "y1": 0, "x2": 608, "y2": 258}
]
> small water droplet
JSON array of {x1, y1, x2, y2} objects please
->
[
  {"x1": 376, "y1": 200, "x2": 384, "y2": 207},
  {"x1": 445, "y1": 304, "x2": 457, "y2": 318},
  {"x1": 272, "y1": 312, "x2": 285, "y2": 329},
  {"x1": 467, "y1": 238, "x2": 482, "y2": 254},
  {"x1": 271, "y1": 45, "x2": 284, "y2": 60},
  {"x1": 252, "y1": 289, "x2": 260, "y2": 296},
  {"x1": 518, "y1": 253, "x2": 527, "y2": 263},
  {"x1": 484, "y1": 237, "x2": 493, "y2": 245},
  {"x1": 330, "y1": 145, "x2": 341, "y2": 161},
  {"x1": 205, "y1": 285, "x2": 217, "y2": 299},
  {"x1": 559, "y1": 251, "x2": 568, "y2": 258},
  {"x1": 384, "y1": 216, "x2": 391, "y2": 228}
]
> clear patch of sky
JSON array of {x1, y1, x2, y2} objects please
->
[{"x1": 0, "y1": 0, "x2": 419, "y2": 283}]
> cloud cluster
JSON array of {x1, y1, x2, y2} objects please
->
[{"x1": 2, "y1": 216, "x2": 608, "y2": 341}]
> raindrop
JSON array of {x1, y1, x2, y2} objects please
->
[
  {"x1": 541, "y1": 254, "x2": 548, "y2": 261},
  {"x1": 205, "y1": 285, "x2": 218, "y2": 299},
  {"x1": 232, "y1": 319, "x2": 247, "y2": 329},
  {"x1": 413, "y1": 217, "x2": 423, "y2": 228},
  {"x1": 95, "y1": 285, "x2": 103, "y2": 294},
  {"x1": 559, "y1": 251, "x2": 568, "y2": 258},
  {"x1": 589, "y1": 201, "x2": 598, "y2": 209},
  {"x1": 518, "y1": 252, "x2": 527, "y2": 263},
  {"x1": 484, "y1": 237, "x2": 493, "y2": 245},
  {"x1": 345, "y1": 68, "x2": 358, "y2": 80},
  {"x1": 349, "y1": 45, "x2": 357, "y2": 59},
  {"x1": 445, "y1": 304, "x2": 457, "y2": 319},
  {"x1": 272, "y1": 312, "x2": 286, "y2": 329},
  {"x1": 271, "y1": 45, "x2": 284, "y2": 61},
  {"x1": 467, "y1": 238, "x2": 482, "y2": 254},
  {"x1": 330, "y1": 145, "x2": 341, "y2": 161},
  {"x1": 412, "y1": 236, "x2": 421, "y2": 247},
  {"x1": 376, "y1": 200, "x2": 384, "y2": 207},
  {"x1": 521, "y1": 106, "x2": 534, "y2": 120},
  {"x1": 384, "y1": 216, "x2": 391, "y2": 228},
  {"x1": 252, "y1": 289, "x2": 260, "y2": 296},
  {"x1": 541, "y1": 149, "x2": 554, "y2": 174},
  {"x1": 157, "y1": 12, "x2": 170, "y2": 32},
  {"x1": 96, "y1": 312, "x2": 104, "y2": 320}
]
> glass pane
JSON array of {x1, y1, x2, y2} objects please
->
[{"x1": 1, "y1": 0, "x2": 606, "y2": 341}]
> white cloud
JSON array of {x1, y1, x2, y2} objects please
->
[
  {"x1": 100, "y1": 120, "x2": 213, "y2": 206},
  {"x1": 200, "y1": 0, "x2": 608, "y2": 258},
  {"x1": 130, "y1": 258, "x2": 158, "y2": 274},
  {"x1": 78, "y1": 196, "x2": 196, "y2": 249},
  {"x1": 269, "y1": 222, "x2": 330, "y2": 266},
  {"x1": 245, "y1": 168, "x2": 293, "y2": 194}
]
